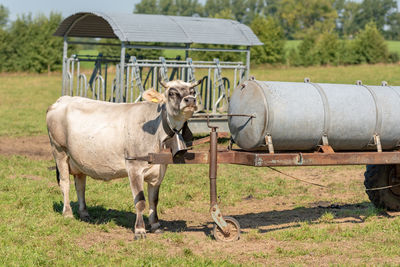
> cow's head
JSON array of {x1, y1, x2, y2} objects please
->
[{"x1": 143, "y1": 79, "x2": 202, "y2": 128}]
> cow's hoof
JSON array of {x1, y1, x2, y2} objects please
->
[
  {"x1": 134, "y1": 233, "x2": 146, "y2": 240},
  {"x1": 152, "y1": 228, "x2": 164, "y2": 234},
  {"x1": 134, "y1": 229, "x2": 147, "y2": 240},
  {"x1": 63, "y1": 213, "x2": 73, "y2": 218},
  {"x1": 79, "y1": 213, "x2": 91, "y2": 222},
  {"x1": 63, "y1": 207, "x2": 73, "y2": 218},
  {"x1": 150, "y1": 222, "x2": 162, "y2": 233}
]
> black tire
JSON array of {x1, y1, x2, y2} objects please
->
[{"x1": 364, "y1": 165, "x2": 400, "y2": 211}]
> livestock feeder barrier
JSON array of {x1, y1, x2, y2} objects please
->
[
  {"x1": 63, "y1": 55, "x2": 246, "y2": 132},
  {"x1": 133, "y1": 77, "x2": 400, "y2": 242}
]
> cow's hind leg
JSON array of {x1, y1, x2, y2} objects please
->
[
  {"x1": 148, "y1": 184, "x2": 162, "y2": 233},
  {"x1": 127, "y1": 164, "x2": 147, "y2": 239},
  {"x1": 74, "y1": 174, "x2": 90, "y2": 221},
  {"x1": 55, "y1": 155, "x2": 73, "y2": 218}
]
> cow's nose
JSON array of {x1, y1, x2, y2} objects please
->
[{"x1": 184, "y1": 97, "x2": 196, "y2": 106}]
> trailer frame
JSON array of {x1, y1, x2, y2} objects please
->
[{"x1": 136, "y1": 124, "x2": 400, "y2": 241}]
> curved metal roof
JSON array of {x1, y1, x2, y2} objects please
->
[{"x1": 54, "y1": 12, "x2": 263, "y2": 46}]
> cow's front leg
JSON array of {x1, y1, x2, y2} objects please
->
[
  {"x1": 74, "y1": 174, "x2": 90, "y2": 221},
  {"x1": 127, "y1": 165, "x2": 147, "y2": 239},
  {"x1": 148, "y1": 184, "x2": 162, "y2": 233},
  {"x1": 146, "y1": 164, "x2": 166, "y2": 233}
]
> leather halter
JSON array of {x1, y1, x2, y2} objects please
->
[
  {"x1": 161, "y1": 104, "x2": 176, "y2": 138},
  {"x1": 161, "y1": 104, "x2": 193, "y2": 143}
]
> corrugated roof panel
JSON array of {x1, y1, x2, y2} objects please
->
[
  {"x1": 54, "y1": 12, "x2": 263, "y2": 46},
  {"x1": 104, "y1": 13, "x2": 195, "y2": 43},
  {"x1": 68, "y1": 15, "x2": 116, "y2": 38},
  {"x1": 175, "y1": 17, "x2": 246, "y2": 45}
]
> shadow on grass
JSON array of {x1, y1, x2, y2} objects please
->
[
  {"x1": 52, "y1": 201, "x2": 211, "y2": 236},
  {"x1": 53, "y1": 201, "x2": 387, "y2": 236},
  {"x1": 232, "y1": 201, "x2": 390, "y2": 233}
]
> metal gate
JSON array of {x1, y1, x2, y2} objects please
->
[{"x1": 62, "y1": 55, "x2": 246, "y2": 115}]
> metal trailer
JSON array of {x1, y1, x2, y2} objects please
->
[
  {"x1": 137, "y1": 121, "x2": 400, "y2": 242},
  {"x1": 134, "y1": 79, "x2": 400, "y2": 242}
]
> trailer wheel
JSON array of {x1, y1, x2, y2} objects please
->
[
  {"x1": 364, "y1": 165, "x2": 400, "y2": 211},
  {"x1": 213, "y1": 216, "x2": 240, "y2": 242}
]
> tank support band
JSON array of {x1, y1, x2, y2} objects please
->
[
  {"x1": 374, "y1": 134, "x2": 382, "y2": 152},
  {"x1": 386, "y1": 84, "x2": 400, "y2": 149},
  {"x1": 358, "y1": 82, "x2": 383, "y2": 141},
  {"x1": 265, "y1": 134, "x2": 274, "y2": 154},
  {"x1": 305, "y1": 80, "x2": 331, "y2": 146}
]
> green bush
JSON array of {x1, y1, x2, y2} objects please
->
[
  {"x1": 314, "y1": 32, "x2": 339, "y2": 65},
  {"x1": 287, "y1": 48, "x2": 300, "y2": 66},
  {"x1": 250, "y1": 16, "x2": 285, "y2": 64},
  {"x1": 287, "y1": 22, "x2": 390, "y2": 67},
  {"x1": 336, "y1": 40, "x2": 353, "y2": 65},
  {"x1": 293, "y1": 34, "x2": 318, "y2": 66},
  {"x1": 352, "y1": 21, "x2": 389, "y2": 64},
  {"x1": 0, "y1": 29, "x2": 11, "y2": 72},
  {"x1": 388, "y1": 51, "x2": 399, "y2": 63},
  {"x1": 0, "y1": 13, "x2": 66, "y2": 73}
]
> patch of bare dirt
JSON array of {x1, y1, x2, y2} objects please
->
[
  {"x1": 0, "y1": 135, "x2": 52, "y2": 160},
  {"x1": 76, "y1": 228, "x2": 135, "y2": 250}
]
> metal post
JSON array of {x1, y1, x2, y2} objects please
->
[
  {"x1": 76, "y1": 60, "x2": 80, "y2": 96},
  {"x1": 70, "y1": 59, "x2": 74, "y2": 96},
  {"x1": 245, "y1": 46, "x2": 250, "y2": 80},
  {"x1": 209, "y1": 127, "x2": 218, "y2": 206},
  {"x1": 119, "y1": 42, "x2": 126, "y2": 103},
  {"x1": 208, "y1": 126, "x2": 230, "y2": 234},
  {"x1": 185, "y1": 43, "x2": 190, "y2": 60},
  {"x1": 62, "y1": 36, "x2": 68, "y2": 95}
]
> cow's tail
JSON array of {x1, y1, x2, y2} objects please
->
[{"x1": 56, "y1": 164, "x2": 60, "y2": 185}]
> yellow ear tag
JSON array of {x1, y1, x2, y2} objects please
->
[{"x1": 151, "y1": 98, "x2": 159, "y2": 103}]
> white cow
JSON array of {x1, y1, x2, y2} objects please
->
[{"x1": 46, "y1": 79, "x2": 201, "y2": 239}]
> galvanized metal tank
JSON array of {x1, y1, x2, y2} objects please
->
[{"x1": 228, "y1": 79, "x2": 400, "y2": 151}]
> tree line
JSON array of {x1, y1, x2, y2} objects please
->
[
  {"x1": 134, "y1": 0, "x2": 399, "y2": 66},
  {"x1": 0, "y1": 0, "x2": 398, "y2": 73},
  {"x1": 134, "y1": 0, "x2": 400, "y2": 40},
  {"x1": 0, "y1": 8, "x2": 65, "y2": 73}
]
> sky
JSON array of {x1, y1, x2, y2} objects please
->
[
  {"x1": 1, "y1": 0, "x2": 399, "y2": 22},
  {"x1": 1, "y1": 0, "x2": 141, "y2": 21}
]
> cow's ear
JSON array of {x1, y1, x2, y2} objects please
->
[
  {"x1": 190, "y1": 78, "x2": 203, "y2": 88},
  {"x1": 142, "y1": 88, "x2": 166, "y2": 103}
]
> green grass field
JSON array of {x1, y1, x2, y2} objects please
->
[
  {"x1": 286, "y1": 40, "x2": 400, "y2": 56},
  {"x1": 285, "y1": 40, "x2": 302, "y2": 51},
  {"x1": 387, "y1": 41, "x2": 400, "y2": 55},
  {"x1": 2, "y1": 64, "x2": 400, "y2": 265}
]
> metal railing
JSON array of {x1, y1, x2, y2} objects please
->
[{"x1": 62, "y1": 55, "x2": 246, "y2": 114}]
